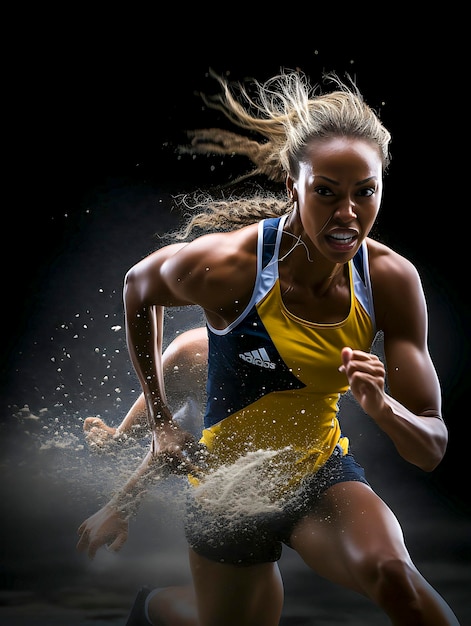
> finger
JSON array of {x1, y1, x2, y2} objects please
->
[
  {"x1": 342, "y1": 347, "x2": 353, "y2": 364},
  {"x1": 87, "y1": 543, "x2": 98, "y2": 560},
  {"x1": 86, "y1": 427, "x2": 107, "y2": 442},
  {"x1": 165, "y1": 454, "x2": 203, "y2": 477},
  {"x1": 179, "y1": 456, "x2": 206, "y2": 477},
  {"x1": 83, "y1": 417, "x2": 102, "y2": 432},
  {"x1": 76, "y1": 533, "x2": 89, "y2": 553},
  {"x1": 107, "y1": 532, "x2": 128, "y2": 553},
  {"x1": 339, "y1": 346, "x2": 353, "y2": 372}
]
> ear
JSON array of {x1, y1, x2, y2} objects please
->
[{"x1": 286, "y1": 175, "x2": 297, "y2": 201}]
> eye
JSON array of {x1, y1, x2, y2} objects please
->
[
  {"x1": 314, "y1": 186, "x2": 334, "y2": 196},
  {"x1": 357, "y1": 187, "x2": 375, "y2": 197}
]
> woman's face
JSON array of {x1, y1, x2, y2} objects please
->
[{"x1": 289, "y1": 136, "x2": 383, "y2": 264}]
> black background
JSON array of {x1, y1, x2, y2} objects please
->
[{"x1": 2, "y1": 14, "x2": 469, "y2": 625}]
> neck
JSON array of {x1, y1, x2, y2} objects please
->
[{"x1": 281, "y1": 217, "x2": 347, "y2": 293}]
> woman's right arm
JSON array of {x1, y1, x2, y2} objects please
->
[
  {"x1": 76, "y1": 244, "x2": 204, "y2": 559},
  {"x1": 123, "y1": 245, "x2": 205, "y2": 471}
]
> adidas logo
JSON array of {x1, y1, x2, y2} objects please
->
[{"x1": 239, "y1": 347, "x2": 276, "y2": 369}]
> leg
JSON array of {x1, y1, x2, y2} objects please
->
[
  {"x1": 162, "y1": 326, "x2": 208, "y2": 404},
  {"x1": 290, "y1": 481, "x2": 460, "y2": 626},
  {"x1": 188, "y1": 549, "x2": 284, "y2": 626},
  {"x1": 147, "y1": 585, "x2": 198, "y2": 626},
  {"x1": 162, "y1": 327, "x2": 208, "y2": 438}
]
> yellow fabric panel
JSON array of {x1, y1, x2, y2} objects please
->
[{"x1": 196, "y1": 259, "x2": 374, "y2": 494}]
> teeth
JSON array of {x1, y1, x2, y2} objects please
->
[{"x1": 330, "y1": 233, "x2": 354, "y2": 241}]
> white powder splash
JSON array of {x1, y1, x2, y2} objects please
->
[{"x1": 194, "y1": 447, "x2": 292, "y2": 516}]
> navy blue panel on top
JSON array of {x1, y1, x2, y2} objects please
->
[
  {"x1": 353, "y1": 243, "x2": 365, "y2": 283},
  {"x1": 261, "y1": 217, "x2": 281, "y2": 269},
  {"x1": 204, "y1": 308, "x2": 305, "y2": 428}
]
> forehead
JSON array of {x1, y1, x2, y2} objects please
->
[{"x1": 301, "y1": 136, "x2": 383, "y2": 176}]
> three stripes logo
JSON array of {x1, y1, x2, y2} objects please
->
[{"x1": 239, "y1": 347, "x2": 276, "y2": 369}]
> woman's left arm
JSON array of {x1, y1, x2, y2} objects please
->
[{"x1": 342, "y1": 246, "x2": 448, "y2": 472}]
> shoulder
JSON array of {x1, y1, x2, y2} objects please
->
[
  {"x1": 365, "y1": 238, "x2": 426, "y2": 330},
  {"x1": 163, "y1": 223, "x2": 259, "y2": 273},
  {"x1": 160, "y1": 223, "x2": 260, "y2": 311},
  {"x1": 366, "y1": 237, "x2": 422, "y2": 286}
]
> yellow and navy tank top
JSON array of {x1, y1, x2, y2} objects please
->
[{"x1": 199, "y1": 215, "x2": 375, "y2": 490}]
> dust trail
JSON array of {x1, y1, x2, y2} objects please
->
[
  {"x1": 194, "y1": 447, "x2": 290, "y2": 516},
  {"x1": 3, "y1": 402, "x2": 294, "y2": 528},
  {"x1": 2, "y1": 403, "x2": 152, "y2": 508}
]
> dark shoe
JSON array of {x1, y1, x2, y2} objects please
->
[{"x1": 125, "y1": 586, "x2": 152, "y2": 625}]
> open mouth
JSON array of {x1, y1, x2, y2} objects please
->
[{"x1": 326, "y1": 231, "x2": 358, "y2": 246}]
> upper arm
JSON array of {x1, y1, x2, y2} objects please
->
[
  {"x1": 160, "y1": 228, "x2": 258, "y2": 325},
  {"x1": 124, "y1": 228, "x2": 258, "y2": 322},
  {"x1": 371, "y1": 245, "x2": 442, "y2": 418},
  {"x1": 124, "y1": 243, "x2": 196, "y2": 309}
]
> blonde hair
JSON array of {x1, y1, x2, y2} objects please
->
[{"x1": 170, "y1": 68, "x2": 391, "y2": 240}]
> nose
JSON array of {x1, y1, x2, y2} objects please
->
[{"x1": 334, "y1": 199, "x2": 357, "y2": 222}]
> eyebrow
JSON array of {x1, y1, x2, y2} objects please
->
[{"x1": 314, "y1": 175, "x2": 377, "y2": 186}]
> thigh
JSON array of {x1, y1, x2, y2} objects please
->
[
  {"x1": 289, "y1": 481, "x2": 411, "y2": 594},
  {"x1": 188, "y1": 549, "x2": 284, "y2": 626}
]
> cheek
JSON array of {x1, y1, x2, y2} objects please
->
[
  {"x1": 300, "y1": 208, "x2": 332, "y2": 239},
  {"x1": 366, "y1": 201, "x2": 381, "y2": 224}
]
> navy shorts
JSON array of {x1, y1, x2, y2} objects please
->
[{"x1": 184, "y1": 447, "x2": 370, "y2": 565}]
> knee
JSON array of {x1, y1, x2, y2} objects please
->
[
  {"x1": 147, "y1": 586, "x2": 197, "y2": 626},
  {"x1": 350, "y1": 554, "x2": 459, "y2": 625},
  {"x1": 377, "y1": 557, "x2": 416, "y2": 587},
  {"x1": 366, "y1": 557, "x2": 421, "y2": 613}
]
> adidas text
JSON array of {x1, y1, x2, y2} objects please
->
[{"x1": 239, "y1": 348, "x2": 276, "y2": 369}]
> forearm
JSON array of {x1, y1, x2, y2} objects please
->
[
  {"x1": 124, "y1": 272, "x2": 170, "y2": 428},
  {"x1": 115, "y1": 394, "x2": 148, "y2": 436},
  {"x1": 108, "y1": 448, "x2": 167, "y2": 519},
  {"x1": 374, "y1": 394, "x2": 448, "y2": 471}
]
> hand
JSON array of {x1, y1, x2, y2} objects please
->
[
  {"x1": 83, "y1": 417, "x2": 118, "y2": 449},
  {"x1": 339, "y1": 347, "x2": 387, "y2": 419},
  {"x1": 76, "y1": 504, "x2": 129, "y2": 559},
  {"x1": 152, "y1": 421, "x2": 207, "y2": 477}
]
